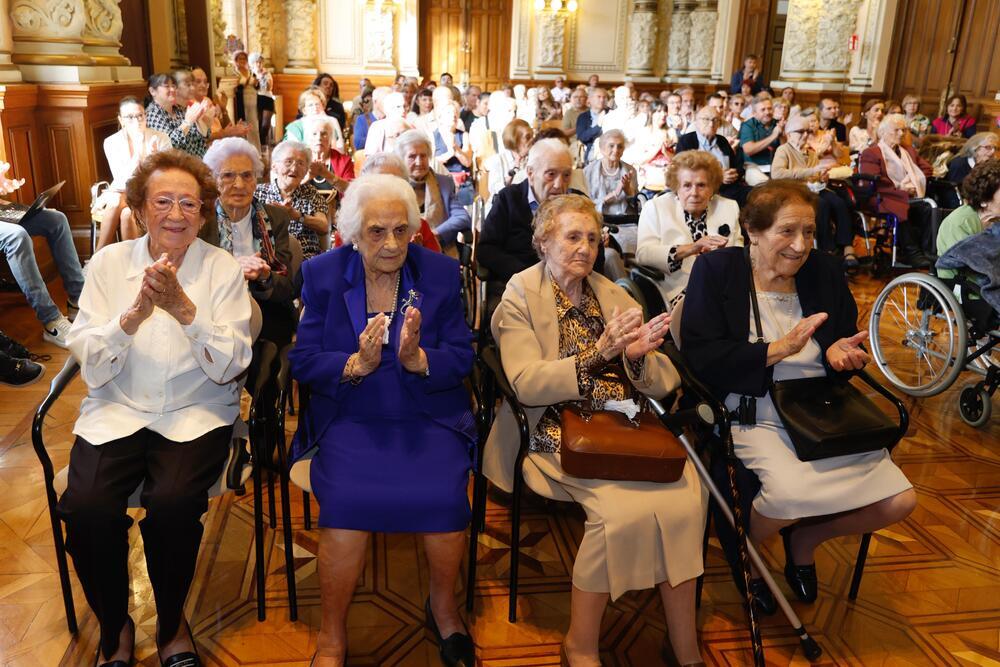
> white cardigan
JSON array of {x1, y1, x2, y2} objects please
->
[
  {"x1": 103, "y1": 127, "x2": 171, "y2": 191},
  {"x1": 635, "y1": 193, "x2": 742, "y2": 307}
]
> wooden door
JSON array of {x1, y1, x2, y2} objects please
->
[
  {"x1": 731, "y1": 0, "x2": 772, "y2": 76},
  {"x1": 120, "y1": 0, "x2": 154, "y2": 78},
  {"x1": 420, "y1": 0, "x2": 511, "y2": 90}
]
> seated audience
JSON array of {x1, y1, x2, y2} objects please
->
[
  {"x1": 678, "y1": 87, "x2": 697, "y2": 130},
  {"x1": 432, "y1": 102, "x2": 473, "y2": 197},
  {"x1": 440, "y1": 71, "x2": 462, "y2": 102},
  {"x1": 817, "y1": 98, "x2": 849, "y2": 143},
  {"x1": 676, "y1": 107, "x2": 748, "y2": 205},
  {"x1": 859, "y1": 114, "x2": 935, "y2": 267},
  {"x1": 772, "y1": 115, "x2": 856, "y2": 267},
  {"x1": 0, "y1": 329, "x2": 45, "y2": 387},
  {"x1": 394, "y1": 130, "x2": 471, "y2": 252},
  {"x1": 936, "y1": 160, "x2": 1000, "y2": 279},
  {"x1": 550, "y1": 75, "x2": 570, "y2": 105},
  {"x1": 603, "y1": 86, "x2": 637, "y2": 133},
  {"x1": 484, "y1": 194, "x2": 707, "y2": 667},
  {"x1": 95, "y1": 96, "x2": 171, "y2": 251},
  {"x1": 478, "y1": 138, "x2": 604, "y2": 284},
  {"x1": 932, "y1": 94, "x2": 977, "y2": 139},
  {"x1": 285, "y1": 89, "x2": 345, "y2": 151},
  {"x1": 202, "y1": 137, "x2": 297, "y2": 348},
  {"x1": 730, "y1": 53, "x2": 765, "y2": 96},
  {"x1": 849, "y1": 99, "x2": 885, "y2": 154},
  {"x1": 946, "y1": 132, "x2": 998, "y2": 184},
  {"x1": 304, "y1": 114, "x2": 355, "y2": 195},
  {"x1": 484, "y1": 118, "x2": 532, "y2": 199},
  {"x1": 780, "y1": 87, "x2": 800, "y2": 118},
  {"x1": 724, "y1": 94, "x2": 746, "y2": 135},
  {"x1": 635, "y1": 150, "x2": 741, "y2": 311},
  {"x1": 584, "y1": 129, "x2": 638, "y2": 215},
  {"x1": 561, "y1": 86, "x2": 589, "y2": 139},
  {"x1": 469, "y1": 91, "x2": 511, "y2": 159},
  {"x1": 289, "y1": 174, "x2": 476, "y2": 667},
  {"x1": 536, "y1": 85, "x2": 563, "y2": 122},
  {"x1": 740, "y1": 94, "x2": 783, "y2": 178},
  {"x1": 312, "y1": 73, "x2": 347, "y2": 129},
  {"x1": 145, "y1": 73, "x2": 210, "y2": 158},
  {"x1": 0, "y1": 166, "x2": 83, "y2": 348},
  {"x1": 190, "y1": 67, "x2": 249, "y2": 142},
  {"x1": 353, "y1": 86, "x2": 385, "y2": 151},
  {"x1": 681, "y1": 179, "x2": 916, "y2": 613},
  {"x1": 460, "y1": 85, "x2": 482, "y2": 131},
  {"x1": 407, "y1": 87, "x2": 436, "y2": 139},
  {"x1": 623, "y1": 103, "x2": 676, "y2": 192},
  {"x1": 61, "y1": 149, "x2": 252, "y2": 667},
  {"x1": 255, "y1": 140, "x2": 330, "y2": 261},
  {"x1": 806, "y1": 112, "x2": 851, "y2": 171},
  {"x1": 365, "y1": 91, "x2": 411, "y2": 153},
  {"x1": 577, "y1": 88, "x2": 609, "y2": 162},
  {"x1": 901, "y1": 94, "x2": 931, "y2": 144}
]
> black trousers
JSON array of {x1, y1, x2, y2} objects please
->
[
  {"x1": 816, "y1": 189, "x2": 854, "y2": 252},
  {"x1": 57, "y1": 426, "x2": 231, "y2": 659}
]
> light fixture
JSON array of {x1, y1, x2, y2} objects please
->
[
  {"x1": 534, "y1": 0, "x2": 546, "y2": 10},
  {"x1": 535, "y1": 0, "x2": 577, "y2": 11},
  {"x1": 551, "y1": 0, "x2": 562, "y2": 9},
  {"x1": 567, "y1": 0, "x2": 578, "y2": 10}
]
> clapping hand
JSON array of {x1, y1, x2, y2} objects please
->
[
  {"x1": 237, "y1": 253, "x2": 272, "y2": 282},
  {"x1": 183, "y1": 101, "x2": 204, "y2": 125},
  {"x1": 625, "y1": 312, "x2": 671, "y2": 361},
  {"x1": 597, "y1": 306, "x2": 643, "y2": 361},
  {"x1": 693, "y1": 234, "x2": 728, "y2": 253},
  {"x1": 120, "y1": 281, "x2": 155, "y2": 335},
  {"x1": 142, "y1": 254, "x2": 196, "y2": 324},
  {"x1": 722, "y1": 167, "x2": 740, "y2": 184},
  {"x1": 398, "y1": 306, "x2": 428, "y2": 374},
  {"x1": 0, "y1": 162, "x2": 26, "y2": 196},
  {"x1": 352, "y1": 313, "x2": 386, "y2": 377},
  {"x1": 826, "y1": 330, "x2": 870, "y2": 371},
  {"x1": 773, "y1": 312, "x2": 828, "y2": 361}
]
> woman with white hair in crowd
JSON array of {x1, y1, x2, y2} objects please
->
[
  {"x1": 946, "y1": 132, "x2": 999, "y2": 184},
  {"x1": 304, "y1": 114, "x2": 355, "y2": 195},
  {"x1": 289, "y1": 173, "x2": 476, "y2": 667},
  {"x1": 584, "y1": 129, "x2": 638, "y2": 215},
  {"x1": 364, "y1": 90, "x2": 412, "y2": 153},
  {"x1": 255, "y1": 140, "x2": 330, "y2": 260}
]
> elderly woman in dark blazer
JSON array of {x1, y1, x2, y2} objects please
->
[
  {"x1": 681, "y1": 180, "x2": 915, "y2": 613},
  {"x1": 484, "y1": 194, "x2": 707, "y2": 667},
  {"x1": 290, "y1": 174, "x2": 476, "y2": 667}
]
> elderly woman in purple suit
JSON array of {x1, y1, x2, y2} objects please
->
[{"x1": 289, "y1": 173, "x2": 476, "y2": 667}]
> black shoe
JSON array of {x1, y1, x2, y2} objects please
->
[
  {"x1": 0, "y1": 352, "x2": 44, "y2": 387},
  {"x1": 782, "y1": 527, "x2": 818, "y2": 603},
  {"x1": 898, "y1": 249, "x2": 931, "y2": 269},
  {"x1": 748, "y1": 577, "x2": 777, "y2": 616},
  {"x1": 95, "y1": 616, "x2": 135, "y2": 667},
  {"x1": 425, "y1": 597, "x2": 475, "y2": 667},
  {"x1": 159, "y1": 622, "x2": 200, "y2": 667},
  {"x1": 0, "y1": 330, "x2": 30, "y2": 359}
]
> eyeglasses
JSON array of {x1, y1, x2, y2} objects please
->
[
  {"x1": 279, "y1": 158, "x2": 308, "y2": 169},
  {"x1": 218, "y1": 170, "x2": 256, "y2": 185},
  {"x1": 150, "y1": 196, "x2": 202, "y2": 215},
  {"x1": 120, "y1": 114, "x2": 145, "y2": 121}
]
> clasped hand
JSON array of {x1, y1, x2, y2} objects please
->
[
  {"x1": 597, "y1": 307, "x2": 671, "y2": 362},
  {"x1": 121, "y1": 254, "x2": 195, "y2": 333},
  {"x1": 351, "y1": 307, "x2": 427, "y2": 378},
  {"x1": 237, "y1": 253, "x2": 272, "y2": 282}
]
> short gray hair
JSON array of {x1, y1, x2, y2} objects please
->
[
  {"x1": 599, "y1": 128, "x2": 626, "y2": 149},
  {"x1": 302, "y1": 114, "x2": 340, "y2": 138},
  {"x1": 877, "y1": 113, "x2": 906, "y2": 139},
  {"x1": 751, "y1": 92, "x2": 773, "y2": 110},
  {"x1": 203, "y1": 137, "x2": 264, "y2": 178},
  {"x1": 361, "y1": 152, "x2": 408, "y2": 179},
  {"x1": 959, "y1": 131, "x2": 1000, "y2": 158},
  {"x1": 394, "y1": 129, "x2": 433, "y2": 159},
  {"x1": 337, "y1": 174, "x2": 421, "y2": 243},
  {"x1": 272, "y1": 140, "x2": 312, "y2": 166},
  {"x1": 526, "y1": 138, "x2": 572, "y2": 172}
]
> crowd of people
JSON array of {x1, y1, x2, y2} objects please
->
[{"x1": 1, "y1": 53, "x2": 998, "y2": 667}]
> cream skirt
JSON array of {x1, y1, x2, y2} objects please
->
[{"x1": 526, "y1": 451, "x2": 708, "y2": 600}]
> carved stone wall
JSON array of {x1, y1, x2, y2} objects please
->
[
  {"x1": 363, "y1": 5, "x2": 393, "y2": 65},
  {"x1": 814, "y1": 0, "x2": 863, "y2": 74},
  {"x1": 246, "y1": 0, "x2": 270, "y2": 64},
  {"x1": 210, "y1": 0, "x2": 227, "y2": 68},
  {"x1": 779, "y1": 0, "x2": 863, "y2": 86},
  {"x1": 626, "y1": 8, "x2": 658, "y2": 76},
  {"x1": 9, "y1": 0, "x2": 89, "y2": 64},
  {"x1": 687, "y1": 4, "x2": 717, "y2": 77},
  {"x1": 666, "y1": 2, "x2": 692, "y2": 75},
  {"x1": 533, "y1": 10, "x2": 565, "y2": 74},
  {"x1": 170, "y1": 0, "x2": 188, "y2": 69},
  {"x1": 285, "y1": 0, "x2": 316, "y2": 69},
  {"x1": 82, "y1": 0, "x2": 128, "y2": 66}
]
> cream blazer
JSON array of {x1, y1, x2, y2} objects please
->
[
  {"x1": 634, "y1": 193, "x2": 742, "y2": 307},
  {"x1": 483, "y1": 262, "x2": 681, "y2": 498}
]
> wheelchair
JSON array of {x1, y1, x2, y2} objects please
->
[{"x1": 869, "y1": 270, "x2": 1000, "y2": 426}]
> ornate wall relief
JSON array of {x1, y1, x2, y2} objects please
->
[
  {"x1": 686, "y1": 5, "x2": 717, "y2": 76},
  {"x1": 626, "y1": 9, "x2": 658, "y2": 75},
  {"x1": 364, "y1": 4, "x2": 393, "y2": 64},
  {"x1": 10, "y1": 0, "x2": 87, "y2": 40},
  {"x1": 534, "y1": 10, "x2": 565, "y2": 71},
  {"x1": 780, "y1": 0, "x2": 822, "y2": 75},
  {"x1": 285, "y1": 0, "x2": 316, "y2": 68},
  {"x1": 814, "y1": 0, "x2": 862, "y2": 73},
  {"x1": 666, "y1": 3, "x2": 692, "y2": 74}
]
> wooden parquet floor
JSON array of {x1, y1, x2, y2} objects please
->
[{"x1": 1, "y1": 272, "x2": 999, "y2": 666}]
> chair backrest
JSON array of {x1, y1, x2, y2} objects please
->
[
  {"x1": 669, "y1": 296, "x2": 684, "y2": 349},
  {"x1": 249, "y1": 297, "x2": 263, "y2": 342},
  {"x1": 287, "y1": 235, "x2": 304, "y2": 284}
]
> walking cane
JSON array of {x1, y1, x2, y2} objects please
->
[{"x1": 650, "y1": 398, "x2": 824, "y2": 665}]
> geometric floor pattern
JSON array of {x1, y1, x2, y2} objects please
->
[{"x1": 1, "y1": 273, "x2": 998, "y2": 666}]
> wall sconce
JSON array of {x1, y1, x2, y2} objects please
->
[
  {"x1": 371, "y1": 0, "x2": 404, "y2": 11},
  {"x1": 535, "y1": 0, "x2": 578, "y2": 11}
]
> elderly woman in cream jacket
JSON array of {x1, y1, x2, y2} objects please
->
[
  {"x1": 483, "y1": 194, "x2": 708, "y2": 667},
  {"x1": 635, "y1": 150, "x2": 741, "y2": 312}
]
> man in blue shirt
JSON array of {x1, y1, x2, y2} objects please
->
[
  {"x1": 739, "y1": 94, "x2": 783, "y2": 173},
  {"x1": 730, "y1": 54, "x2": 766, "y2": 95},
  {"x1": 575, "y1": 88, "x2": 609, "y2": 163},
  {"x1": 353, "y1": 86, "x2": 385, "y2": 151}
]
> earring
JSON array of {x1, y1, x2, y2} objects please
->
[{"x1": 352, "y1": 243, "x2": 358, "y2": 251}]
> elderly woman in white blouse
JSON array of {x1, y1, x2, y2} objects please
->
[
  {"x1": 635, "y1": 150, "x2": 741, "y2": 311},
  {"x1": 584, "y1": 129, "x2": 638, "y2": 215},
  {"x1": 61, "y1": 149, "x2": 252, "y2": 667}
]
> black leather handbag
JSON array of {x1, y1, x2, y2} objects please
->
[{"x1": 745, "y1": 249, "x2": 897, "y2": 462}]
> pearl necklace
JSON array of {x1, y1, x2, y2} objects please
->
[{"x1": 367, "y1": 271, "x2": 402, "y2": 329}]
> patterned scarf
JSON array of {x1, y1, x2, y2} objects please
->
[{"x1": 216, "y1": 198, "x2": 287, "y2": 275}]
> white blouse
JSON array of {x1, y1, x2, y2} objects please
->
[
  {"x1": 67, "y1": 237, "x2": 253, "y2": 445},
  {"x1": 103, "y1": 128, "x2": 172, "y2": 191}
]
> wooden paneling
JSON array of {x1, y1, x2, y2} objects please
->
[
  {"x1": 949, "y1": 0, "x2": 1000, "y2": 110},
  {"x1": 731, "y1": 0, "x2": 772, "y2": 76},
  {"x1": 420, "y1": 0, "x2": 511, "y2": 91}
]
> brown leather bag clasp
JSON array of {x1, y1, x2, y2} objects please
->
[{"x1": 559, "y1": 405, "x2": 687, "y2": 484}]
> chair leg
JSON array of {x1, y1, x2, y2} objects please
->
[
  {"x1": 508, "y1": 476, "x2": 522, "y2": 623},
  {"x1": 848, "y1": 532, "x2": 873, "y2": 601},
  {"x1": 267, "y1": 470, "x2": 277, "y2": 529},
  {"x1": 466, "y1": 472, "x2": 486, "y2": 613},
  {"x1": 252, "y1": 464, "x2": 267, "y2": 621},
  {"x1": 302, "y1": 490, "x2": 312, "y2": 530},
  {"x1": 278, "y1": 469, "x2": 298, "y2": 621},
  {"x1": 48, "y1": 505, "x2": 77, "y2": 634},
  {"x1": 696, "y1": 502, "x2": 712, "y2": 610}
]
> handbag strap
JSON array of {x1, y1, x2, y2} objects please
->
[{"x1": 745, "y1": 246, "x2": 765, "y2": 343}]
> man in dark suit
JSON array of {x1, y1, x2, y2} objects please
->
[
  {"x1": 575, "y1": 87, "x2": 609, "y2": 163},
  {"x1": 729, "y1": 54, "x2": 766, "y2": 96},
  {"x1": 676, "y1": 107, "x2": 751, "y2": 206},
  {"x1": 818, "y1": 98, "x2": 848, "y2": 144}
]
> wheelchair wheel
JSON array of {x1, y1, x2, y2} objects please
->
[
  {"x1": 958, "y1": 382, "x2": 992, "y2": 427},
  {"x1": 869, "y1": 272, "x2": 967, "y2": 397}
]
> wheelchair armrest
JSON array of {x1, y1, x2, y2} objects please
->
[
  {"x1": 856, "y1": 369, "x2": 909, "y2": 451},
  {"x1": 631, "y1": 263, "x2": 665, "y2": 282},
  {"x1": 602, "y1": 214, "x2": 640, "y2": 228},
  {"x1": 660, "y1": 343, "x2": 730, "y2": 431},
  {"x1": 908, "y1": 196, "x2": 937, "y2": 209},
  {"x1": 31, "y1": 357, "x2": 81, "y2": 485}
]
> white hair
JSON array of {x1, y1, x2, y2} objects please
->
[
  {"x1": 248, "y1": 52, "x2": 263, "y2": 65},
  {"x1": 302, "y1": 114, "x2": 340, "y2": 137},
  {"x1": 394, "y1": 129, "x2": 433, "y2": 159},
  {"x1": 877, "y1": 113, "x2": 906, "y2": 139},
  {"x1": 337, "y1": 174, "x2": 421, "y2": 244},
  {"x1": 526, "y1": 138, "x2": 572, "y2": 172},
  {"x1": 203, "y1": 137, "x2": 264, "y2": 178},
  {"x1": 361, "y1": 152, "x2": 408, "y2": 179},
  {"x1": 272, "y1": 140, "x2": 312, "y2": 165}
]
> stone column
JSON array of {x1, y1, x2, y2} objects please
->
[
  {"x1": 284, "y1": 0, "x2": 315, "y2": 71},
  {"x1": 710, "y1": 0, "x2": 738, "y2": 84},
  {"x1": 532, "y1": 7, "x2": 566, "y2": 77},
  {"x1": 363, "y1": 2, "x2": 393, "y2": 73},
  {"x1": 245, "y1": 0, "x2": 270, "y2": 65},
  {"x1": 81, "y1": 0, "x2": 141, "y2": 80},
  {"x1": 0, "y1": 0, "x2": 23, "y2": 81},
  {"x1": 848, "y1": 0, "x2": 899, "y2": 91},
  {"x1": 169, "y1": 0, "x2": 188, "y2": 70},
  {"x1": 777, "y1": 0, "x2": 863, "y2": 89},
  {"x1": 626, "y1": 0, "x2": 659, "y2": 79},
  {"x1": 687, "y1": 0, "x2": 717, "y2": 79},
  {"x1": 8, "y1": 0, "x2": 101, "y2": 81},
  {"x1": 209, "y1": 0, "x2": 227, "y2": 69},
  {"x1": 509, "y1": 0, "x2": 531, "y2": 80},
  {"x1": 665, "y1": 0, "x2": 694, "y2": 79}
]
